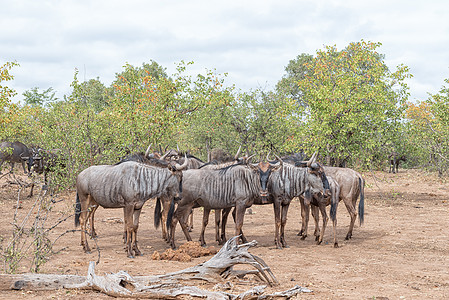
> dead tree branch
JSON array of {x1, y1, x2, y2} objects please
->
[{"x1": 0, "y1": 236, "x2": 312, "y2": 299}]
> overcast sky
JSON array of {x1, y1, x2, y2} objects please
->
[{"x1": 1, "y1": 0, "x2": 449, "y2": 103}]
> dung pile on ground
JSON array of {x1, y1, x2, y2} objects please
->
[{"x1": 152, "y1": 241, "x2": 218, "y2": 262}]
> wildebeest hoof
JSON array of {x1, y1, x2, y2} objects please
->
[
  {"x1": 334, "y1": 243, "x2": 339, "y2": 248},
  {"x1": 316, "y1": 240, "x2": 322, "y2": 245},
  {"x1": 300, "y1": 235, "x2": 307, "y2": 240}
]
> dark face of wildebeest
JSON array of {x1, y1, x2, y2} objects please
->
[
  {"x1": 248, "y1": 159, "x2": 283, "y2": 200},
  {"x1": 292, "y1": 152, "x2": 331, "y2": 200}
]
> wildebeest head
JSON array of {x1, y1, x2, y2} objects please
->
[
  {"x1": 248, "y1": 155, "x2": 283, "y2": 199},
  {"x1": 28, "y1": 148, "x2": 63, "y2": 176},
  {"x1": 166, "y1": 154, "x2": 189, "y2": 200},
  {"x1": 293, "y1": 152, "x2": 331, "y2": 199},
  {"x1": 145, "y1": 143, "x2": 161, "y2": 159}
]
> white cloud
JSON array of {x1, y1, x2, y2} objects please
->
[{"x1": 1, "y1": 0, "x2": 449, "y2": 102}]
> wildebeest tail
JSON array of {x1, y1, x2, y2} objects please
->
[
  {"x1": 154, "y1": 197, "x2": 162, "y2": 229},
  {"x1": 166, "y1": 197, "x2": 175, "y2": 231},
  {"x1": 358, "y1": 177, "x2": 365, "y2": 226},
  {"x1": 74, "y1": 192, "x2": 81, "y2": 227}
]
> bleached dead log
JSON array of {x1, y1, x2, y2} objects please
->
[
  {"x1": 151, "y1": 236, "x2": 279, "y2": 286},
  {"x1": 1, "y1": 236, "x2": 312, "y2": 299}
]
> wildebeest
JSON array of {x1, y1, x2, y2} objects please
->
[
  {"x1": 84, "y1": 148, "x2": 181, "y2": 241},
  {"x1": 167, "y1": 160, "x2": 282, "y2": 249},
  {"x1": 267, "y1": 153, "x2": 330, "y2": 248},
  {"x1": 301, "y1": 166, "x2": 365, "y2": 248},
  {"x1": 301, "y1": 175, "x2": 340, "y2": 246},
  {"x1": 0, "y1": 141, "x2": 32, "y2": 174},
  {"x1": 154, "y1": 151, "x2": 207, "y2": 239},
  {"x1": 25, "y1": 148, "x2": 65, "y2": 197},
  {"x1": 154, "y1": 147, "x2": 245, "y2": 243},
  {"x1": 389, "y1": 152, "x2": 406, "y2": 174},
  {"x1": 195, "y1": 150, "x2": 251, "y2": 246},
  {"x1": 29, "y1": 148, "x2": 64, "y2": 182},
  {"x1": 208, "y1": 152, "x2": 330, "y2": 249},
  {"x1": 74, "y1": 158, "x2": 188, "y2": 257}
]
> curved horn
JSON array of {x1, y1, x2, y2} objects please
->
[
  {"x1": 234, "y1": 146, "x2": 242, "y2": 160},
  {"x1": 160, "y1": 150, "x2": 171, "y2": 160},
  {"x1": 307, "y1": 152, "x2": 318, "y2": 167},
  {"x1": 274, "y1": 154, "x2": 284, "y2": 167},
  {"x1": 245, "y1": 154, "x2": 256, "y2": 164},
  {"x1": 145, "y1": 143, "x2": 152, "y2": 157},
  {"x1": 177, "y1": 144, "x2": 180, "y2": 152},
  {"x1": 266, "y1": 151, "x2": 272, "y2": 162},
  {"x1": 175, "y1": 154, "x2": 189, "y2": 170}
]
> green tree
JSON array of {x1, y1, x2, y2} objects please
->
[
  {"x1": 406, "y1": 78, "x2": 449, "y2": 176},
  {"x1": 297, "y1": 41, "x2": 411, "y2": 167},
  {"x1": 231, "y1": 90, "x2": 301, "y2": 156},
  {"x1": 22, "y1": 87, "x2": 58, "y2": 107},
  {"x1": 0, "y1": 61, "x2": 21, "y2": 139},
  {"x1": 178, "y1": 69, "x2": 238, "y2": 157},
  {"x1": 276, "y1": 53, "x2": 314, "y2": 106},
  {"x1": 74, "y1": 78, "x2": 107, "y2": 113}
]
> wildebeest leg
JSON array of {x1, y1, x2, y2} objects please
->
[
  {"x1": 79, "y1": 194, "x2": 94, "y2": 253},
  {"x1": 169, "y1": 203, "x2": 194, "y2": 249},
  {"x1": 187, "y1": 209, "x2": 194, "y2": 232},
  {"x1": 123, "y1": 204, "x2": 135, "y2": 258},
  {"x1": 89, "y1": 204, "x2": 99, "y2": 238},
  {"x1": 300, "y1": 201, "x2": 311, "y2": 240},
  {"x1": 332, "y1": 215, "x2": 338, "y2": 248},
  {"x1": 311, "y1": 205, "x2": 320, "y2": 241},
  {"x1": 272, "y1": 200, "x2": 282, "y2": 249},
  {"x1": 219, "y1": 207, "x2": 232, "y2": 244},
  {"x1": 233, "y1": 205, "x2": 247, "y2": 244},
  {"x1": 214, "y1": 209, "x2": 221, "y2": 243},
  {"x1": 122, "y1": 207, "x2": 128, "y2": 244},
  {"x1": 230, "y1": 207, "x2": 247, "y2": 243},
  {"x1": 199, "y1": 208, "x2": 211, "y2": 246},
  {"x1": 160, "y1": 197, "x2": 171, "y2": 241},
  {"x1": 20, "y1": 160, "x2": 27, "y2": 174},
  {"x1": 343, "y1": 197, "x2": 357, "y2": 240},
  {"x1": 168, "y1": 214, "x2": 179, "y2": 249},
  {"x1": 132, "y1": 208, "x2": 142, "y2": 256},
  {"x1": 28, "y1": 182, "x2": 35, "y2": 198},
  {"x1": 179, "y1": 206, "x2": 194, "y2": 242},
  {"x1": 297, "y1": 197, "x2": 307, "y2": 237},
  {"x1": 316, "y1": 203, "x2": 329, "y2": 245},
  {"x1": 280, "y1": 204, "x2": 290, "y2": 248}
]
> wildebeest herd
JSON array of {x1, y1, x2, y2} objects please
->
[{"x1": 1, "y1": 141, "x2": 385, "y2": 258}]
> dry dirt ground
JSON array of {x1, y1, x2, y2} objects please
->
[{"x1": 0, "y1": 168, "x2": 448, "y2": 299}]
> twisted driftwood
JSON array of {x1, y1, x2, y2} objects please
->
[{"x1": 1, "y1": 236, "x2": 312, "y2": 299}]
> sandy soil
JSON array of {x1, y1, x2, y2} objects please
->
[{"x1": 0, "y1": 168, "x2": 448, "y2": 299}]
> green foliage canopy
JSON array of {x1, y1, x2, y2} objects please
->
[{"x1": 297, "y1": 41, "x2": 411, "y2": 167}]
